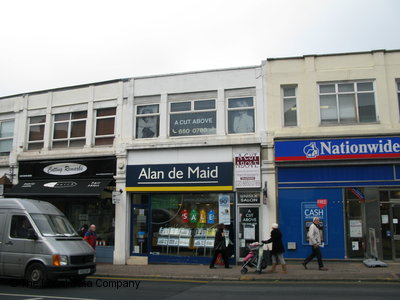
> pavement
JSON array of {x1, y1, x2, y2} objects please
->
[{"x1": 93, "y1": 260, "x2": 400, "y2": 283}]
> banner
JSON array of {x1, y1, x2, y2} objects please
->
[{"x1": 234, "y1": 152, "x2": 261, "y2": 188}]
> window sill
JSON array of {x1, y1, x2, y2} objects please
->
[{"x1": 319, "y1": 121, "x2": 381, "y2": 127}]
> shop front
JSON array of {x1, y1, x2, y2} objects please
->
[
  {"x1": 275, "y1": 136, "x2": 400, "y2": 260},
  {"x1": 5, "y1": 157, "x2": 116, "y2": 262}
]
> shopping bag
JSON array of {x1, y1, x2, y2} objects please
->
[{"x1": 216, "y1": 253, "x2": 224, "y2": 265}]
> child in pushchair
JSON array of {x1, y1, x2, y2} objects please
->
[{"x1": 240, "y1": 241, "x2": 269, "y2": 274}]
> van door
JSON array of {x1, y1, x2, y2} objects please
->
[
  {"x1": 0, "y1": 211, "x2": 7, "y2": 276},
  {"x1": 2, "y1": 214, "x2": 36, "y2": 277}
]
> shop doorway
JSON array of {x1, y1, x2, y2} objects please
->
[{"x1": 380, "y1": 200, "x2": 400, "y2": 260}]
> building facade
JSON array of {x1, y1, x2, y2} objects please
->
[
  {"x1": 264, "y1": 50, "x2": 400, "y2": 261},
  {"x1": 1, "y1": 49, "x2": 399, "y2": 264}
]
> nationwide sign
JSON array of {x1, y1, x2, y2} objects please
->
[
  {"x1": 275, "y1": 137, "x2": 400, "y2": 162},
  {"x1": 126, "y1": 162, "x2": 233, "y2": 192}
]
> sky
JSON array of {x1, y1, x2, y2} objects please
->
[{"x1": 0, "y1": 0, "x2": 399, "y2": 97}]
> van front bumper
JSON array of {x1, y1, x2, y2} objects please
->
[{"x1": 46, "y1": 264, "x2": 96, "y2": 280}]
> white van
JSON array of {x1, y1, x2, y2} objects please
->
[{"x1": 0, "y1": 198, "x2": 96, "y2": 287}]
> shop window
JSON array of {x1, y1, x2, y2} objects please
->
[
  {"x1": 319, "y1": 81, "x2": 377, "y2": 125},
  {"x1": 28, "y1": 115, "x2": 46, "y2": 150},
  {"x1": 95, "y1": 107, "x2": 116, "y2": 146},
  {"x1": 132, "y1": 193, "x2": 234, "y2": 258},
  {"x1": 282, "y1": 86, "x2": 297, "y2": 127},
  {"x1": 227, "y1": 97, "x2": 255, "y2": 134},
  {"x1": 136, "y1": 104, "x2": 160, "y2": 139},
  {"x1": 52, "y1": 111, "x2": 87, "y2": 149},
  {"x1": 345, "y1": 188, "x2": 364, "y2": 259},
  {"x1": 0, "y1": 119, "x2": 14, "y2": 156},
  {"x1": 169, "y1": 99, "x2": 216, "y2": 137}
]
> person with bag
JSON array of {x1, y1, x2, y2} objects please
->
[
  {"x1": 263, "y1": 223, "x2": 287, "y2": 273},
  {"x1": 302, "y1": 217, "x2": 328, "y2": 271},
  {"x1": 209, "y1": 223, "x2": 231, "y2": 269}
]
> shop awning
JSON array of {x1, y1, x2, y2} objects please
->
[{"x1": 5, "y1": 179, "x2": 113, "y2": 197}]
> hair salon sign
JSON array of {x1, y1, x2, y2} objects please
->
[{"x1": 234, "y1": 152, "x2": 261, "y2": 188}]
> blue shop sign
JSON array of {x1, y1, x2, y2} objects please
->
[
  {"x1": 275, "y1": 136, "x2": 400, "y2": 162},
  {"x1": 126, "y1": 162, "x2": 233, "y2": 192}
]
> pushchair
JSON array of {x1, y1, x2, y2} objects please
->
[{"x1": 240, "y1": 242, "x2": 269, "y2": 274}]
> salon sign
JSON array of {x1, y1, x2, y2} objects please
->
[
  {"x1": 234, "y1": 152, "x2": 261, "y2": 188},
  {"x1": 275, "y1": 136, "x2": 400, "y2": 162}
]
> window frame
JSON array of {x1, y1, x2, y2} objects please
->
[
  {"x1": 282, "y1": 86, "x2": 298, "y2": 127},
  {"x1": 135, "y1": 104, "x2": 160, "y2": 139},
  {"x1": 318, "y1": 80, "x2": 377, "y2": 125},
  {"x1": 94, "y1": 107, "x2": 116, "y2": 146},
  {"x1": 52, "y1": 111, "x2": 87, "y2": 149},
  {"x1": 0, "y1": 119, "x2": 14, "y2": 156},
  {"x1": 27, "y1": 115, "x2": 46, "y2": 150},
  {"x1": 397, "y1": 80, "x2": 400, "y2": 120},
  {"x1": 226, "y1": 96, "x2": 256, "y2": 134},
  {"x1": 168, "y1": 99, "x2": 217, "y2": 137}
]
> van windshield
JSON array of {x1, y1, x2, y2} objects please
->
[{"x1": 31, "y1": 214, "x2": 78, "y2": 237}]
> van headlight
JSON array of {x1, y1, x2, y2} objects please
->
[{"x1": 53, "y1": 254, "x2": 68, "y2": 266}]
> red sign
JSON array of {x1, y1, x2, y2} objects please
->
[{"x1": 317, "y1": 199, "x2": 328, "y2": 209}]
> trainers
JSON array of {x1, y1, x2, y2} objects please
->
[
  {"x1": 301, "y1": 262, "x2": 307, "y2": 269},
  {"x1": 319, "y1": 267, "x2": 328, "y2": 271}
]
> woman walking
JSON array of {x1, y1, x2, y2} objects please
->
[
  {"x1": 209, "y1": 223, "x2": 231, "y2": 269},
  {"x1": 263, "y1": 223, "x2": 287, "y2": 273}
]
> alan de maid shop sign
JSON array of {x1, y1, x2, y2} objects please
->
[{"x1": 126, "y1": 162, "x2": 233, "y2": 192}]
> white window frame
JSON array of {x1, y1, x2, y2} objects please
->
[
  {"x1": 0, "y1": 119, "x2": 14, "y2": 156},
  {"x1": 226, "y1": 96, "x2": 256, "y2": 134},
  {"x1": 135, "y1": 104, "x2": 160, "y2": 139},
  {"x1": 282, "y1": 86, "x2": 298, "y2": 127},
  {"x1": 168, "y1": 99, "x2": 216, "y2": 137},
  {"x1": 318, "y1": 80, "x2": 377, "y2": 125},
  {"x1": 27, "y1": 115, "x2": 46, "y2": 150},
  {"x1": 94, "y1": 107, "x2": 116, "y2": 146},
  {"x1": 52, "y1": 111, "x2": 87, "y2": 148}
]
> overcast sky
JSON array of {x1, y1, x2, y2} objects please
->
[{"x1": 1, "y1": 0, "x2": 399, "y2": 97}]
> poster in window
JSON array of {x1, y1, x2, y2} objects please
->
[
  {"x1": 349, "y1": 220, "x2": 362, "y2": 238},
  {"x1": 218, "y1": 194, "x2": 231, "y2": 225},
  {"x1": 170, "y1": 111, "x2": 216, "y2": 137}
]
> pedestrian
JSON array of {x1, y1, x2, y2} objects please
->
[
  {"x1": 263, "y1": 223, "x2": 287, "y2": 273},
  {"x1": 84, "y1": 224, "x2": 97, "y2": 249},
  {"x1": 209, "y1": 223, "x2": 231, "y2": 269},
  {"x1": 302, "y1": 217, "x2": 328, "y2": 271},
  {"x1": 79, "y1": 224, "x2": 88, "y2": 238}
]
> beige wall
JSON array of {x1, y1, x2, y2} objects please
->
[{"x1": 265, "y1": 50, "x2": 400, "y2": 139}]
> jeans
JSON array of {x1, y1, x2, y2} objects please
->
[
  {"x1": 304, "y1": 246, "x2": 324, "y2": 268},
  {"x1": 272, "y1": 253, "x2": 286, "y2": 265}
]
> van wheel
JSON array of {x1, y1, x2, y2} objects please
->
[{"x1": 26, "y1": 263, "x2": 48, "y2": 288}]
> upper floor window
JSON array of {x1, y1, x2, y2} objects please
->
[
  {"x1": 136, "y1": 104, "x2": 160, "y2": 139},
  {"x1": 397, "y1": 81, "x2": 400, "y2": 118},
  {"x1": 282, "y1": 86, "x2": 297, "y2": 127},
  {"x1": 0, "y1": 119, "x2": 14, "y2": 156},
  {"x1": 28, "y1": 115, "x2": 46, "y2": 150},
  {"x1": 227, "y1": 97, "x2": 255, "y2": 134},
  {"x1": 319, "y1": 81, "x2": 377, "y2": 124},
  {"x1": 169, "y1": 99, "x2": 216, "y2": 137},
  {"x1": 52, "y1": 111, "x2": 87, "y2": 148},
  {"x1": 95, "y1": 107, "x2": 116, "y2": 146}
]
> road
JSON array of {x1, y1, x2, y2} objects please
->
[{"x1": 0, "y1": 276, "x2": 398, "y2": 300}]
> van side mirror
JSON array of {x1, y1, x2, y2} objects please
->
[{"x1": 27, "y1": 228, "x2": 38, "y2": 240}]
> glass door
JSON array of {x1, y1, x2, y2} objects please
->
[
  {"x1": 131, "y1": 194, "x2": 149, "y2": 255},
  {"x1": 380, "y1": 201, "x2": 400, "y2": 260}
]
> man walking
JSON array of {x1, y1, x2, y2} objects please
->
[{"x1": 302, "y1": 217, "x2": 328, "y2": 271}]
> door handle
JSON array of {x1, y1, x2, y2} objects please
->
[{"x1": 5, "y1": 241, "x2": 13, "y2": 245}]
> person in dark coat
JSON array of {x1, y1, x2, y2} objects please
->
[
  {"x1": 263, "y1": 223, "x2": 287, "y2": 273},
  {"x1": 209, "y1": 223, "x2": 231, "y2": 269}
]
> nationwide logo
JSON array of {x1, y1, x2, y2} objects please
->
[{"x1": 302, "y1": 139, "x2": 400, "y2": 159}]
